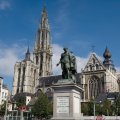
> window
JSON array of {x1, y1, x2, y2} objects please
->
[
  {"x1": 90, "y1": 65, "x2": 92, "y2": 71},
  {"x1": 36, "y1": 56, "x2": 39, "y2": 64},
  {"x1": 93, "y1": 59, "x2": 95, "y2": 64},
  {"x1": 96, "y1": 64, "x2": 99, "y2": 70},
  {"x1": 5, "y1": 93, "x2": 7, "y2": 98},
  {"x1": 2, "y1": 92, "x2": 4, "y2": 98}
]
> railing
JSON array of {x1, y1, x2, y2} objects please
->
[
  {"x1": 5, "y1": 116, "x2": 32, "y2": 120},
  {"x1": 79, "y1": 116, "x2": 120, "y2": 120},
  {"x1": 4, "y1": 116, "x2": 120, "y2": 120}
]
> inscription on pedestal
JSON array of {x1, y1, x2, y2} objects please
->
[{"x1": 57, "y1": 97, "x2": 69, "y2": 113}]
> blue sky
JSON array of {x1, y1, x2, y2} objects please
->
[{"x1": 0, "y1": 0, "x2": 120, "y2": 91}]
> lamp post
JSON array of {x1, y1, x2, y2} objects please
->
[
  {"x1": 99, "y1": 101, "x2": 102, "y2": 114},
  {"x1": 4, "y1": 95, "x2": 8, "y2": 120},
  {"x1": 93, "y1": 96, "x2": 96, "y2": 120},
  {"x1": 117, "y1": 79, "x2": 120, "y2": 116}
]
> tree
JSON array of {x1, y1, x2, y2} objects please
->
[
  {"x1": 102, "y1": 99, "x2": 112, "y2": 115},
  {"x1": 114, "y1": 95, "x2": 120, "y2": 115},
  {"x1": 87, "y1": 101, "x2": 94, "y2": 116},
  {"x1": 0, "y1": 102, "x2": 6, "y2": 116},
  {"x1": 81, "y1": 100, "x2": 94, "y2": 116},
  {"x1": 81, "y1": 102, "x2": 89, "y2": 115},
  {"x1": 32, "y1": 92, "x2": 53, "y2": 120},
  {"x1": 16, "y1": 96, "x2": 26, "y2": 108}
]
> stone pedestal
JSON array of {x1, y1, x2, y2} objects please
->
[{"x1": 51, "y1": 83, "x2": 83, "y2": 120}]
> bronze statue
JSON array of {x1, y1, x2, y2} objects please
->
[
  {"x1": 57, "y1": 48, "x2": 77, "y2": 82},
  {"x1": 69, "y1": 51, "x2": 77, "y2": 81}
]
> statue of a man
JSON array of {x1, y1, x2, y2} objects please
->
[
  {"x1": 69, "y1": 51, "x2": 77, "y2": 81},
  {"x1": 57, "y1": 48, "x2": 71, "y2": 79},
  {"x1": 57, "y1": 48, "x2": 77, "y2": 82}
]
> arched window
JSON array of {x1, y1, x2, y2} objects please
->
[
  {"x1": 89, "y1": 76, "x2": 101, "y2": 99},
  {"x1": 93, "y1": 59, "x2": 95, "y2": 64},
  {"x1": 46, "y1": 88, "x2": 51, "y2": 92},
  {"x1": 46, "y1": 88, "x2": 53, "y2": 101},
  {"x1": 36, "y1": 56, "x2": 39, "y2": 64},
  {"x1": 89, "y1": 65, "x2": 92, "y2": 71},
  {"x1": 36, "y1": 89, "x2": 42, "y2": 97},
  {"x1": 17, "y1": 68, "x2": 21, "y2": 93},
  {"x1": 96, "y1": 64, "x2": 99, "y2": 70}
]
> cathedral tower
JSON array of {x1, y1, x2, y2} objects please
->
[
  {"x1": 12, "y1": 48, "x2": 38, "y2": 95},
  {"x1": 103, "y1": 47, "x2": 116, "y2": 73},
  {"x1": 33, "y1": 7, "x2": 52, "y2": 77}
]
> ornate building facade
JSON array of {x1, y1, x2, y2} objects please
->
[
  {"x1": 36, "y1": 48, "x2": 119, "y2": 102},
  {"x1": 81, "y1": 48, "x2": 118, "y2": 101},
  {"x1": 33, "y1": 7, "x2": 52, "y2": 77},
  {"x1": 12, "y1": 7, "x2": 52, "y2": 96}
]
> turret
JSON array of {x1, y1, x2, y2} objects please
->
[
  {"x1": 24, "y1": 47, "x2": 31, "y2": 61},
  {"x1": 103, "y1": 47, "x2": 116, "y2": 72}
]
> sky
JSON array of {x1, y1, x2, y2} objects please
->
[{"x1": 0, "y1": 0, "x2": 120, "y2": 91}]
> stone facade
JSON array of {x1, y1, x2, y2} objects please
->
[
  {"x1": 37, "y1": 52, "x2": 119, "y2": 101},
  {"x1": 0, "y1": 77, "x2": 10, "y2": 105},
  {"x1": 33, "y1": 7, "x2": 52, "y2": 77},
  {"x1": 12, "y1": 58, "x2": 38, "y2": 95},
  {"x1": 52, "y1": 84, "x2": 83, "y2": 120},
  {"x1": 12, "y1": 7, "x2": 52, "y2": 96},
  {"x1": 81, "y1": 53, "x2": 119, "y2": 101}
]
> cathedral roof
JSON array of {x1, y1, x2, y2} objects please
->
[
  {"x1": 84, "y1": 53, "x2": 106, "y2": 72},
  {"x1": 37, "y1": 73, "x2": 82, "y2": 88},
  {"x1": 95, "y1": 92, "x2": 119, "y2": 103}
]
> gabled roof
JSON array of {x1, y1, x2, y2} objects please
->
[
  {"x1": 84, "y1": 53, "x2": 106, "y2": 72},
  {"x1": 37, "y1": 73, "x2": 82, "y2": 88}
]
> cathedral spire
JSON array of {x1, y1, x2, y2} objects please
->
[
  {"x1": 25, "y1": 46, "x2": 31, "y2": 61},
  {"x1": 33, "y1": 4, "x2": 52, "y2": 77}
]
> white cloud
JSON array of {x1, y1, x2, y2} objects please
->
[
  {"x1": 116, "y1": 67, "x2": 120, "y2": 74},
  {"x1": 52, "y1": 44, "x2": 63, "y2": 75},
  {"x1": 76, "y1": 56, "x2": 88, "y2": 72},
  {"x1": 52, "y1": 44, "x2": 89, "y2": 75},
  {"x1": 0, "y1": 42, "x2": 104, "y2": 78},
  {"x1": 0, "y1": 44, "x2": 26, "y2": 77},
  {"x1": 0, "y1": 0, "x2": 11, "y2": 10}
]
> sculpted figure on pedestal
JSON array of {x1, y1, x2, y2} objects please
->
[{"x1": 57, "y1": 48, "x2": 77, "y2": 83}]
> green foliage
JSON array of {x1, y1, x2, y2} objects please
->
[
  {"x1": 16, "y1": 96, "x2": 26, "y2": 107},
  {"x1": 81, "y1": 99, "x2": 113, "y2": 116},
  {"x1": 0, "y1": 101, "x2": 6, "y2": 116},
  {"x1": 114, "y1": 95, "x2": 120, "y2": 115},
  {"x1": 81, "y1": 100, "x2": 94, "y2": 116},
  {"x1": 81, "y1": 102, "x2": 89, "y2": 115},
  {"x1": 102, "y1": 99, "x2": 112, "y2": 115},
  {"x1": 31, "y1": 92, "x2": 53, "y2": 119},
  {"x1": 87, "y1": 101, "x2": 94, "y2": 116},
  {"x1": 96, "y1": 103, "x2": 102, "y2": 115}
]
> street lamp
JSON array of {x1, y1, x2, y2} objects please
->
[
  {"x1": 93, "y1": 96, "x2": 96, "y2": 120},
  {"x1": 99, "y1": 101, "x2": 102, "y2": 114},
  {"x1": 4, "y1": 95, "x2": 8, "y2": 120}
]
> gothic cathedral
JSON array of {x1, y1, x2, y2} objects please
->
[
  {"x1": 12, "y1": 7, "x2": 52, "y2": 96},
  {"x1": 12, "y1": 6, "x2": 119, "y2": 102}
]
